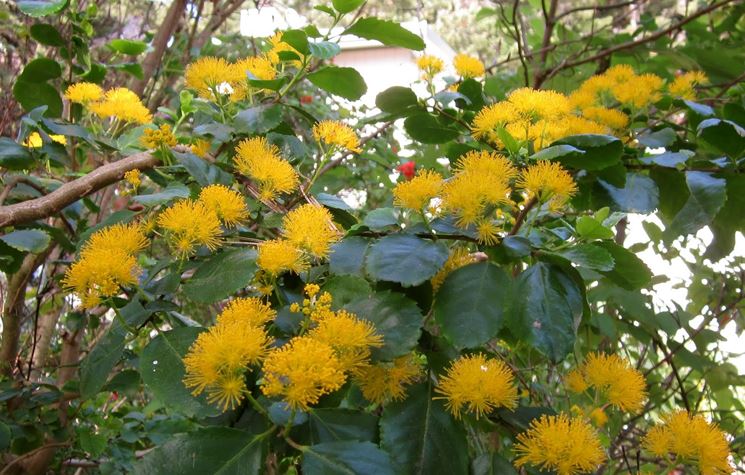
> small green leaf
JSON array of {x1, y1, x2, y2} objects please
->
[
  {"x1": 108, "y1": 39, "x2": 148, "y2": 55},
  {"x1": 551, "y1": 243, "x2": 615, "y2": 271},
  {"x1": 29, "y1": 24, "x2": 65, "y2": 46},
  {"x1": 174, "y1": 151, "x2": 232, "y2": 186},
  {"x1": 183, "y1": 249, "x2": 258, "y2": 303},
  {"x1": 281, "y1": 29, "x2": 309, "y2": 54},
  {"x1": 345, "y1": 17, "x2": 425, "y2": 51},
  {"x1": 530, "y1": 144, "x2": 584, "y2": 161},
  {"x1": 307, "y1": 409, "x2": 378, "y2": 444},
  {"x1": 362, "y1": 208, "x2": 398, "y2": 230},
  {"x1": 576, "y1": 216, "x2": 614, "y2": 240},
  {"x1": 599, "y1": 172, "x2": 659, "y2": 213},
  {"x1": 0, "y1": 137, "x2": 33, "y2": 169},
  {"x1": 329, "y1": 237, "x2": 370, "y2": 276},
  {"x1": 13, "y1": 80, "x2": 62, "y2": 117},
  {"x1": 233, "y1": 104, "x2": 284, "y2": 134},
  {"x1": 697, "y1": 118, "x2": 745, "y2": 158},
  {"x1": 375, "y1": 86, "x2": 419, "y2": 115},
  {"x1": 133, "y1": 182, "x2": 190, "y2": 207},
  {"x1": 302, "y1": 441, "x2": 395, "y2": 475},
  {"x1": 17, "y1": 0, "x2": 67, "y2": 17},
  {"x1": 309, "y1": 41, "x2": 341, "y2": 60},
  {"x1": 0, "y1": 229, "x2": 51, "y2": 253},
  {"x1": 637, "y1": 128, "x2": 677, "y2": 148},
  {"x1": 666, "y1": 171, "x2": 727, "y2": 239},
  {"x1": 79, "y1": 429, "x2": 107, "y2": 457},
  {"x1": 18, "y1": 58, "x2": 62, "y2": 82},
  {"x1": 404, "y1": 112, "x2": 460, "y2": 144},
  {"x1": 365, "y1": 234, "x2": 448, "y2": 286},
  {"x1": 307, "y1": 67, "x2": 367, "y2": 100},
  {"x1": 638, "y1": 151, "x2": 692, "y2": 168},
  {"x1": 472, "y1": 453, "x2": 518, "y2": 475},
  {"x1": 595, "y1": 241, "x2": 652, "y2": 291},
  {"x1": 434, "y1": 262, "x2": 511, "y2": 349},
  {"x1": 332, "y1": 0, "x2": 365, "y2": 13},
  {"x1": 553, "y1": 134, "x2": 623, "y2": 170}
]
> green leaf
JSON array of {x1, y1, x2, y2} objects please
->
[
  {"x1": 309, "y1": 41, "x2": 342, "y2": 60},
  {"x1": 666, "y1": 171, "x2": 727, "y2": 239},
  {"x1": 576, "y1": 216, "x2": 614, "y2": 240},
  {"x1": 345, "y1": 291, "x2": 423, "y2": 360},
  {"x1": 551, "y1": 243, "x2": 615, "y2": 271},
  {"x1": 380, "y1": 383, "x2": 469, "y2": 475},
  {"x1": 595, "y1": 241, "x2": 652, "y2": 290},
  {"x1": 329, "y1": 237, "x2": 370, "y2": 276},
  {"x1": 307, "y1": 67, "x2": 367, "y2": 100},
  {"x1": 636, "y1": 128, "x2": 677, "y2": 148},
  {"x1": 530, "y1": 144, "x2": 584, "y2": 162},
  {"x1": 29, "y1": 24, "x2": 65, "y2": 46},
  {"x1": 174, "y1": 151, "x2": 232, "y2": 186},
  {"x1": 17, "y1": 0, "x2": 66, "y2": 17},
  {"x1": 307, "y1": 409, "x2": 378, "y2": 444},
  {"x1": 365, "y1": 234, "x2": 448, "y2": 286},
  {"x1": 0, "y1": 229, "x2": 51, "y2": 253},
  {"x1": 332, "y1": 0, "x2": 365, "y2": 13},
  {"x1": 472, "y1": 453, "x2": 518, "y2": 475},
  {"x1": 508, "y1": 263, "x2": 583, "y2": 362},
  {"x1": 0, "y1": 422, "x2": 11, "y2": 451},
  {"x1": 434, "y1": 262, "x2": 511, "y2": 349},
  {"x1": 0, "y1": 137, "x2": 33, "y2": 169},
  {"x1": 135, "y1": 427, "x2": 265, "y2": 475},
  {"x1": 42, "y1": 117, "x2": 95, "y2": 143},
  {"x1": 404, "y1": 112, "x2": 460, "y2": 144},
  {"x1": 140, "y1": 327, "x2": 218, "y2": 418},
  {"x1": 133, "y1": 182, "x2": 190, "y2": 207},
  {"x1": 345, "y1": 18, "x2": 425, "y2": 51},
  {"x1": 281, "y1": 29, "x2": 309, "y2": 55},
  {"x1": 322, "y1": 275, "x2": 371, "y2": 308},
  {"x1": 183, "y1": 249, "x2": 258, "y2": 303},
  {"x1": 599, "y1": 172, "x2": 659, "y2": 213},
  {"x1": 80, "y1": 301, "x2": 151, "y2": 399},
  {"x1": 18, "y1": 58, "x2": 62, "y2": 82},
  {"x1": 233, "y1": 104, "x2": 284, "y2": 135},
  {"x1": 456, "y1": 79, "x2": 485, "y2": 111},
  {"x1": 108, "y1": 39, "x2": 148, "y2": 55},
  {"x1": 697, "y1": 118, "x2": 745, "y2": 158},
  {"x1": 638, "y1": 151, "x2": 692, "y2": 168},
  {"x1": 553, "y1": 134, "x2": 623, "y2": 170},
  {"x1": 375, "y1": 86, "x2": 419, "y2": 115},
  {"x1": 302, "y1": 441, "x2": 395, "y2": 475},
  {"x1": 79, "y1": 429, "x2": 107, "y2": 457},
  {"x1": 363, "y1": 208, "x2": 399, "y2": 230},
  {"x1": 13, "y1": 80, "x2": 62, "y2": 117},
  {"x1": 707, "y1": 174, "x2": 745, "y2": 258}
]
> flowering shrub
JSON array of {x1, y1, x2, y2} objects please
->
[{"x1": 1, "y1": 1, "x2": 744, "y2": 474}]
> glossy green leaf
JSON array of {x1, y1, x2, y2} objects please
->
[
  {"x1": 234, "y1": 104, "x2": 284, "y2": 134},
  {"x1": 0, "y1": 229, "x2": 51, "y2": 253},
  {"x1": 472, "y1": 453, "x2": 518, "y2": 475},
  {"x1": 302, "y1": 441, "x2": 395, "y2": 475},
  {"x1": 404, "y1": 112, "x2": 460, "y2": 144},
  {"x1": 108, "y1": 39, "x2": 148, "y2": 55},
  {"x1": 0, "y1": 137, "x2": 33, "y2": 169},
  {"x1": 376, "y1": 86, "x2": 419, "y2": 115},
  {"x1": 551, "y1": 243, "x2": 615, "y2": 271},
  {"x1": 596, "y1": 241, "x2": 652, "y2": 290},
  {"x1": 666, "y1": 171, "x2": 727, "y2": 239},
  {"x1": 332, "y1": 0, "x2": 365, "y2": 13},
  {"x1": 530, "y1": 144, "x2": 584, "y2": 161},
  {"x1": 183, "y1": 249, "x2": 258, "y2": 303},
  {"x1": 18, "y1": 58, "x2": 61, "y2": 82},
  {"x1": 307, "y1": 67, "x2": 367, "y2": 100},
  {"x1": 599, "y1": 172, "x2": 659, "y2": 213},
  {"x1": 362, "y1": 208, "x2": 399, "y2": 230},
  {"x1": 434, "y1": 262, "x2": 511, "y2": 349},
  {"x1": 576, "y1": 216, "x2": 614, "y2": 240},
  {"x1": 637, "y1": 128, "x2": 677, "y2": 148},
  {"x1": 697, "y1": 118, "x2": 745, "y2": 158},
  {"x1": 345, "y1": 18, "x2": 425, "y2": 51},
  {"x1": 17, "y1": 0, "x2": 66, "y2": 17},
  {"x1": 309, "y1": 41, "x2": 342, "y2": 59},
  {"x1": 174, "y1": 151, "x2": 232, "y2": 186},
  {"x1": 307, "y1": 409, "x2": 378, "y2": 444},
  {"x1": 365, "y1": 234, "x2": 448, "y2": 286},
  {"x1": 281, "y1": 29, "x2": 309, "y2": 54},
  {"x1": 13, "y1": 80, "x2": 62, "y2": 117},
  {"x1": 329, "y1": 237, "x2": 370, "y2": 276},
  {"x1": 638, "y1": 151, "x2": 692, "y2": 168},
  {"x1": 553, "y1": 134, "x2": 623, "y2": 170},
  {"x1": 29, "y1": 24, "x2": 65, "y2": 46},
  {"x1": 708, "y1": 174, "x2": 745, "y2": 259},
  {"x1": 133, "y1": 182, "x2": 190, "y2": 206}
]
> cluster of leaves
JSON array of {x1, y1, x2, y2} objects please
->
[{"x1": 1, "y1": 1, "x2": 745, "y2": 474}]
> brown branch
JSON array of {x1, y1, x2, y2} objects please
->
[
  {"x1": 533, "y1": 0, "x2": 559, "y2": 87},
  {"x1": 555, "y1": 1, "x2": 638, "y2": 21},
  {"x1": 509, "y1": 197, "x2": 537, "y2": 236}
]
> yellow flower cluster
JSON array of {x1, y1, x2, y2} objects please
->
[
  {"x1": 157, "y1": 200, "x2": 221, "y2": 258},
  {"x1": 312, "y1": 120, "x2": 361, "y2": 153},
  {"x1": 514, "y1": 413, "x2": 606, "y2": 475},
  {"x1": 282, "y1": 204, "x2": 341, "y2": 259},
  {"x1": 64, "y1": 82, "x2": 103, "y2": 103},
  {"x1": 257, "y1": 239, "x2": 309, "y2": 275},
  {"x1": 183, "y1": 298, "x2": 275, "y2": 410},
  {"x1": 23, "y1": 132, "x2": 66, "y2": 148},
  {"x1": 355, "y1": 354, "x2": 423, "y2": 404},
  {"x1": 392, "y1": 169, "x2": 442, "y2": 211},
  {"x1": 124, "y1": 169, "x2": 141, "y2": 188},
  {"x1": 417, "y1": 54, "x2": 444, "y2": 79},
  {"x1": 233, "y1": 137, "x2": 299, "y2": 201},
  {"x1": 184, "y1": 55, "x2": 276, "y2": 101},
  {"x1": 191, "y1": 139, "x2": 211, "y2": 158},
  {"x1": 435, "y1": 353, "x2": 518, "y2": 419},
  {"x1": 62, "y1": 222, "x2": 149, "y2": 308},
  {"x1": 643, "y1": 411, "x2": 732, "y2": 475},
  {"x1": 140, "y1": 124, "x2": 177, "y2": 149},
  {"x1": 569, "y1": 64, "x2": 664, "y2": 111},
  {"x1": 517, "y1": 160, "x2": 578, "y2": 210},
  {"x1": 197, "y1": 184, "x2": 248, "y2": 228},
  {"x1": 87, "y1": 87, "x2": 152, "y2": 124},
  {"x1": 669, "y1": 71, "x2": 708, "y2": 100},
  {"x1": 453, "y1": 53, "x2": 485, "y2": 78},
  {"x1": 565, "y1": 352, "x2": 647, "y2": 413}
]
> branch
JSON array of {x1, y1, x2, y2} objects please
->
[
  {"x1": 0, "y1": 149, "x2": 170, "y2": 228},
  {"x1": 555, "y1": 1, "x2": 637, "y2": 21}
]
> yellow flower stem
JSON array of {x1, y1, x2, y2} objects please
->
[{"x1": 305, "y1": 146, "x2": 333, "y2": 192}]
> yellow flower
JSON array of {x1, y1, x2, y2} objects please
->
[
  {"x1": 517, "y1": 161, "x2": 577, "y2": 208},
  {"x1": 417, "y1": 54, "x2": 444, "y2": 78},
  {"x1": 256, "y1": 239, "x2": 309, "y2": 275},
  {"x1": 90, "y1": 87, "x2": 152, "y2": 124},
  {"x1": 642, "y1": 411, "x2": 733, "y2": 475},
  {"x1": 216, "y1": 297, "x2": 276, "y2": 328},
  {"x1": 307, "y1": 310, "x2": 383, "y2": 375},
  {"x1": 475, "y1": 219, "x2": 501, "y2": 245},
  {"x1": 282, "y1": 204, "x2": 341, "y2": 259},
  {"x1": 184, "y1": 56, "x2": 239, "y2": 99},
  {"x1": 514, "y1": 413, "x2": 606, "y2": 475},
  {"x1": 260, "y1": 336, "x2": 347, "y2": 410},
  {"x1": 293, "y1": 285, "x2": 336, "y2": 321},
  {"x1": 669, "y1": 71, "x2": 708, "y2": 100},
  {"x1": 64, "y1": 82, "x2": 104, "y2": 103},
  {"x1": 312, "y1": 120, "x2": 361, "y2": 153},
  {"x1": 304, "y1": 283, "x2": 320, "y2": 297},
  {"x1": 581, "y1": 106, "x2": 629, "y2": 130},
  {"x1": 435, "y1": 353, "x2": 518, "y2": 419},
  {"x1": 507, "y1": 88, "x2": 572, "y2": 121},
  {"x1": 82, "y1": 222, "x2": 149, "y2": 257},
  {"x1": 580, "y1": 352, "x2": 647, "y2": 413},
  {"x1": 231, "y1": 55, "x2": 277, "y2": 100},
  {"x1": 441, "y1": 151, "x2": 516, "y2": 227},
  {"x1": 431, "y1": 247, "x2": 477, "y2": 291},
  {"x1": 565, "y1": 369, "x2": 589, "y2": 394},
  {"x1": 355, "y1": 354, "x2": 423, "y2": 404},
  {"x1": 62, "y1": 248, "x2": 140, "y2": 308},
  {"x1": 453, "y1": 53, "x2": 485, "y2": 78},
  {"x1": 23, "y1": 132, "x2": 67, "y2": 148},
  {"x1": 233, "y1": 137, "x2": 299, "y2": 201},
  {"x1": 191, "y1": 139, "x2": 211, "y2": 158},
  {"x1": 183, "y1": 322, "x2": 272, "y2": 411},
  {"x1": 157, "y1": 199, "x2": 222, "y2": 258},
  {"x1": 392, "y1": 170, "x2": 442, "y2": 211},
  {"x1": 471, "y1": 102, "x2": 518, "y2": 143},
  {"x1": 267, "y1": 32, "x2": 304, "y2": 67},
  {"x1": 124, "y1": 169, "x2": 141, "y2": 188},
  {"x1": 589, "y1": 407, "x2": 608, "y2": 427},
  {"x1": 611, "y1": 73, "x2": 663, "y2": 109},
  {"x1": 140, "y1": 124, "x2": 177, "y2": 149},
  {"x1": 197, "y1": 184, "x2": 248, "y2": 227}
]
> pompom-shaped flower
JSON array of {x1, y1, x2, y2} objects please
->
[
  {"x1": 507, "y1": 87, "x2": 571, "y2": 121},
  {"x1": 453, "y1": 53, "x2": 485, "y2": 78},
  {"x1": 307, "y1": 310, "x2": 383, "y2": 374},
  {"x1": 256, "y1": 239, "x2": 308, "y2": 275},
  {"x1": 198, "y1": 184, "x2": 248, "y2": 227},
  {"x1": 157, "y1": 199, "x2": 222, "y2": 258},
  {"x1": 581, "y1": 106, "x2": 629, "y2": 130},
  {"x1": 470, "y1": 102, "x2": 518, "y2": 143},
  {"x1": 90, "y1": 87, "x2": 152, "y2": 124},
  {"x1": 124, "y1": 169, "x2": 141, "y2": 188},
  {"x1": 184, "y1": 56, "x2": 239, "y2": 99},
  {"x1": 514, "y1": 413, "x2": 606, "y2": 475},
  {"x1": 62, "y1": 248, "x2": 140, "y2": 308},
  {"x1": 669, "y1": 71, "x2": 708, "y2": 100},
  {"x1": 83, "y1": 222, "x2": 149, "y2": 256},
  {"x1": 517, "y1": 160, "x2": 577, "y2": 208},
  {"x1": 64, "y1": 82, "x2": 104, "y2": 103},
  {"x1": 571, "y1": 352, "x2": 647, "y2": 413},
  {"x1": 260, "y1": 336, "x2": 347, "y2": 410},
  {"x1": 216, "y1": 297, "x2": 276, "y2": 328},
  {"x1": 282, "y1": 204, "x2": 341, "y2": 258},
  {"x1": 312, "y1": 120, "x2": 361, "y2": 153},
  {"x1": 231, "y1": 55, "x2": 277, "y2": 100},
  {"x1": 435, "y1": 353, "x2": 518, "y2": 419},
  {"x1": 417, "y1": 54, "x2": 444, "y2": 78},
  {"x1": 564, "y1": 368, "x2": 589, "y2": 394},
  {"x1": 140, "y1": 124, "x2": 177, "y2": 149},
  {"x1": 642, "y1": 411, "x2": 732, "y2": 475},
  {"x1": 183, "y1": 322, "x2": 272, "y2": 411},
  {"x1": 392, "y1": 169, "x2": 442, "y2": 211},
  {"x1": 355, "y1": 354, "x2": 422, "y2": 404},
  {"x1": 233, "y1": 137, "x2": 299, "y2": 201}
]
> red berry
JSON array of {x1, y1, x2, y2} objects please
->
[
  {"x1": 396, "y1": 161, "x2": 416, "y2": 180},
  {"x1": 300, "y1": 95, "x2": 313, "y2": 104}
]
